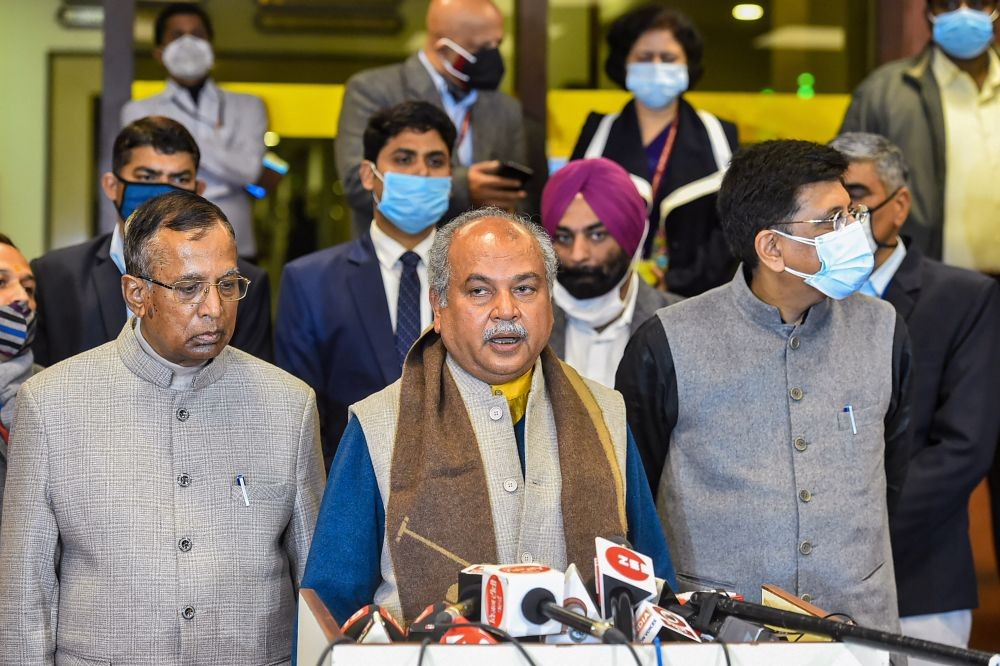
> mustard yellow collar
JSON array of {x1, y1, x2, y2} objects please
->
[{"x1": 491, "y1": 368, "x2": 534, "y2": 424}]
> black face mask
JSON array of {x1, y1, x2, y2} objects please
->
[
  {"x1": 557, "y1": 249, "x2": 631, "y2": 300},
  {"x1": 443, "y1": 42, "x2": 505, "y2": 91}
]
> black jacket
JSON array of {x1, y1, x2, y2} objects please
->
[
  {"x1": 570, "y1": 97, "x2": 739, "y2": 297},
  {"x1": 882, "y1": 243, "x2": 1000, "y2": 616},
  {"x1": 31, "y1": 233, "x2": 273, "y2": 366}
]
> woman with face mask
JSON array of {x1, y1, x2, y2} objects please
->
[{"x1": 570, "y1": 4, "x2": 740, "y2": 298}]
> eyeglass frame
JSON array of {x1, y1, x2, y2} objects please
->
[
  {"x1": 770, "y1": 204, "x2": 871, "y2": 234},
  {"x1": 136, "y1": 274, "x2": 252, "y2": 304}
]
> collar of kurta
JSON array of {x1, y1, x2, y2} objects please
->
[
  {"x1": 115, "y1": 319, "x2": 228, "y2": 390},
  {"x1": 729, "y1": 263, "x2": 832, "y2": 336}
]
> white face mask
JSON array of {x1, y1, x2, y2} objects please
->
[
  {"x1": 553, "y1": 222, "x2": 649, "y2": 328},
  {"x1": 554, "y1": 272, "x2": 638, "y2": 328},
  {"x1": 162, "y1": 34, "x2": 214, "y2": 81}
]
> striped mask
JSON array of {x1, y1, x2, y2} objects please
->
[{"x1": 0, "y1": 302, "x2": 36, "y2": 361}]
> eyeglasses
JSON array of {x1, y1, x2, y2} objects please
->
[
  {"x1": 138, "y1": 275, "x2": 251, "y2": 304},
  {"x1": 929, "y1": 0, "x2": 997, "y2": 12},
  {"x1": 775, "y1": 204, "x2": 870, "y2": 233}
]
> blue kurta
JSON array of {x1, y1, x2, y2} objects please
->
[{"x1": 302, "y1": 415, "x2": 676, "y2": 624}]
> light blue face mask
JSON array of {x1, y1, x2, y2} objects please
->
[
  {"x1": 931, "y1": 7, "x2": 997, "y2": 60},
  {"x1": 773, "y1": 221, "x2": 874, "y2": 300},
  {"x1": 371, "y1": 165, "x2": 452, "y2": 235},
  {"x1": 626, "y1": 62, "x2": 689, "y2": 110}
]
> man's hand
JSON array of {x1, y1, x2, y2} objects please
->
[{"x1": 468, "y1": 160, "x2": 526, "y2": 210}]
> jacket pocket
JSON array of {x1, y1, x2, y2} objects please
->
[
  {"x1": 230, "y1": 481, "x2": 294, "y2": 504},
  {"x1": 676, "y1": 571, "x2": 736, "y2": 592}
]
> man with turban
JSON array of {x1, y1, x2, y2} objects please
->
[{"x1": 541, "y1": 157, "x2": 680, "y2": 387}]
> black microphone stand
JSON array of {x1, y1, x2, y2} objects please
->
[{"x1": 681, "y1": 592, "x2": 999, "y2": 666}]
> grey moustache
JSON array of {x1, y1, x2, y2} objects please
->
[{"x1": 482, "y1": 320, "x2": 528, "y2": 342}]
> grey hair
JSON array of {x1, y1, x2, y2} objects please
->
[
  {"x1": 829, "y1": 132, "x2": 910, "y2": 193},
  {"x1": 428, "y1": 206, "x2": 559, "y2": 307}
]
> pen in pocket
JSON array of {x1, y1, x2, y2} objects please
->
[
  {"x1": 843, "y1": 405, "x2": 857, "y2": 435},
  {"x1": 236, "y1": 474, "x2": 250, "y2": 506}
]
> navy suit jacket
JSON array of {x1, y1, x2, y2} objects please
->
[
  {"x1": 31, "y1": 233, "x2": 273, "y2": 367},
  {"x1": 883, "y1": 243, "x2": 1000, "y2": 617},
  {"x1": 275, "y1": 235, "x2": 400, "y2": 470}
]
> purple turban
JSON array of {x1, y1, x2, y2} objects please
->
[{"x1": 541, "y1": 157, "x2": 648, "y2": 257}]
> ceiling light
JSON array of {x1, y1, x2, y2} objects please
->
[{"x1": 732, "y1": 4, "x2": 764, "y2": 21}]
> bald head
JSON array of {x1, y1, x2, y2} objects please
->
[
  {"x1": 424, "y1": 0, "x2": 504, "y2": 87},
  {"x1": 427, "y1": 0, "x2": 502, "y2": 42}
]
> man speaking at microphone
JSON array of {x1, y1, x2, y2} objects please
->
[{"x1": 302, "y1": 207, "x2": 674, "y2": 626}]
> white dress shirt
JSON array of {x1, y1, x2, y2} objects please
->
[
  {"x1": 563, "y1": 272, "x2": 640, "y2": 388},
  {"x1": 418, "y1": 50, "x2": 477, "y2": 166},
  {"x1": 369, "y1": 220, "x2": 435, "y2": 333},
  {"x1": 121, "y1": 78, "x2": 268, "y2": 258},
  {"x1": 933, "y1": 48, "x2": 1000, "y2": 272},
  {"x1": 861, "y1": 240, "x2": 908, "y2": 298}
]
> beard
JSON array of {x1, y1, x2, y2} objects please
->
[{"x1": 557, "y1": 248, "x2": 631, "y2": 300}]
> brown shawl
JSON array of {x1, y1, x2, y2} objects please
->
[{"x1": 386, "y1": 331, "x2": 627, "y2": 622}]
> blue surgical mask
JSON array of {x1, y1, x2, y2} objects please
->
[
  {"x1": 931, "y1": 7, "x2": 997, "y2": 60},
  {"x1": 626, "y1": 62, "x2": 689, "y2": 110},
  {"x1": 116, "y1": 177, "x2": 184, "y2": 221},
  {"x1": 371, "y1": 165, "x2": 452, "y2": 235},
  {"x1": 774, "y1": 222, "x2": 875, "y2": 300}
]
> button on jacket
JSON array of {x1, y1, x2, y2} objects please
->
[{"x1": 0, "y1": 321, "x2": 325, "y2": 666}]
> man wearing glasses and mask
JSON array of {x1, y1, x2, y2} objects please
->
[
  {"x1": 617, "y1": 140, "x2": 913, "y2": 633},
  {"x1": 31, "y1": 116, "x2": 272, "y2": 366},
  {"x1": 831, "y1": 132, "x2": 1000, "y2": 659},
  {"x1": 0, "y1": 191, "x2": 324, "y2": 665}
]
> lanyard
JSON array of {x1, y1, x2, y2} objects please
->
[
  {"x1": 649, "y1": 119, "x2": 679, "y2": 198},
  {"x1": 456, "y1": 111, "x2": 472, "y2": 151},
  {"x1": 0, "y1": 420, "x2": 7, "y2": 445}
]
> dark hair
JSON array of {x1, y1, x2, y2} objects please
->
[
  {"x1": 155, "y1": 2, "x2": 214, "y2": 46},
  {"x1": 0, "y1": 233, "x2": 16, "y2": 250},
  {"x1": 113, "y1": 116, "x2": 201, "y2": 175},
  {"x1": 605, "y1": 4, "x2": 705, "y2": 89},
  {"x1": 124, "y1": 190, "x2": 234, "y2": 278},
  {"x1": 717, "y1": 140, "x2": 848, "y2": 269},
  {"x1": 362, "y1": 101, "x2": 457, "y2": 163}
]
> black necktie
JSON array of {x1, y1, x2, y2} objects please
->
[{"x1": 395, "y1": 251, "x2": 421, "y2": 367}]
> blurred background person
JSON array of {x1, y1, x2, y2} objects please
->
[
  {"x1": 541, "y1": 157, "x2": 679, "y2": 387},
  {"x1": 335, "y1": 0, "x2": 529, "y2": 237},
  {"x1": 840, "y1": 0, "x2": 1000, "y2": 271},
  {"x1": 832, "y1": 131, "x2": 1000, "y2": 660},
  {"x1": 31, "y1": 117, "x2": 272, "y2": 367},
  {"x1": 0, "y1": 234, "x2": 40, "y2": 525},
  {"x1": 122, "y1": 2, "x2": 268, "y2": 259},
  {"x1": 570, "y1": 3, "x2": 738, "y2": 297}
]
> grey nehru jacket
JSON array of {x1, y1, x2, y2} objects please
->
[
  {"x1": 0, "y1": 320, "x2": 325, "y2": 665},
  {"x1": 616, "y1": 267, "x2": 912, "y2": 633}
]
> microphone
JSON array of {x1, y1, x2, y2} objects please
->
[
  {"x1": 634, "y1": 600, "x2": 702, "y2": 643},
  {"x1": 544, "y1": 563, "x2": 604, "y2": 644},
  {"x1": 481, "y1": 564, "x2": 565, "y2": 637},
  {"x1": 593, "y1": 537, "x2": 658, "y2": 641},
  {"x1": 339, "y1": 604, "x2": 405, "y2": 644},
  {"x1": 407, "y1": 597, "x2": 480, "y2": 640},
  {"x1": 520, "y1": 587, "x2": 628, "y2": 644}
]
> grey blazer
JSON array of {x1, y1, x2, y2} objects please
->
[
  {"x1": 334, "y1": 53, "x2": 529, "y2": 235},
  {"x1": 0, "y1": 322, "x2": 325, "y2": 666},
  {"x1": 549, "y1": 279, "x2": 682, "y2": 357}
]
